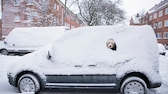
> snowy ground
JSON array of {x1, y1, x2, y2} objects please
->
[{"x1": 0, "y1": 55, "x2": 168, "y2": 94}]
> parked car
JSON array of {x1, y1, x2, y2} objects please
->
[
  {"x1": 158, "y1": 43, "x2": 166, "y2": 55},
  {"x1": 0, "y1": 26, "x2": 68, "y2": 55},
  {"x1": 7, "y1": 25, "x2": 161, "y2": 94}
]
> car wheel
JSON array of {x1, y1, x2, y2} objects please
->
[
  {"x1": 0, "y1": 49, "x2": 8, "y2": 55},
  {"x1": 18, "y1": 74, "x2": 40, "y2": 93},
  {"x1": 120, "y1": 77, "x2": 147, "y2": 94}
]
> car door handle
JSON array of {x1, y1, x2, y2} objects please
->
[
  {"x1": 88, "y1": 64, "x2": 96, "y2": 67},
  {"x1": 74, "y1": 65, "x2": 82, "y2": 67}
]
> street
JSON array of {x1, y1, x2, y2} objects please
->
[{"x1": 40, "y1": 89, "x2": 119, "y2": 94}]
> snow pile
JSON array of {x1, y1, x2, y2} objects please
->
[{"x1": 157, "y1": 55, "x2": 168, "y2": 94}]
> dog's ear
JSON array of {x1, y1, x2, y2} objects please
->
[{"x1": 111, "y1": 43, "x2": 117, "y2": 50}]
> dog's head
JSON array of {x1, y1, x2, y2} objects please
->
[{"x1": 106, "y1": 39, "x2": 117, "y2": 50}]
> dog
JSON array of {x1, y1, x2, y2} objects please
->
[{"x1": 106, "y1": 39, "x2": 117, "y2": 51}]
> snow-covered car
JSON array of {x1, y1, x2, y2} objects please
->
[
  {"x1": 0, "y1": 26, "x2": 68, "y2": 55},
  {"x1": 158, "y1": 43, "x2": 166, "y2": 55},
  {"x1": 7, "y1": 25, "x2": 162, "y2": 94}
]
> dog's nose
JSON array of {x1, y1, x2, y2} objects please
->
[{"x1": 108, "y1": 44, "x2": 113, "y2": 48}]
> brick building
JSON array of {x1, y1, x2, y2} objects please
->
[
  {"x1": 130, "y1": 0, "x2": 168, "y2": 47},
  {"x1": 2, "y1": 0, "x2": 85, "y2": 37},
  {"x1": 0, "y1": 19, "x2": 2, "y2": 40}
]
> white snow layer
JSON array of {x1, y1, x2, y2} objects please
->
[
  {"x1": 4, "y1": 26, "x2": 68, "y2": 47},
  {"x1": 8, "y1": 25, "x2": 161, "y2": 86}
]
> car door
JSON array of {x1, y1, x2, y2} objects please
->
[{"x1": 43, "y1": 28, "x2": 119, "y2": 87}]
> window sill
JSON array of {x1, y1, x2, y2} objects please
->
[{"x1": 14, "y1": 20, "x2": 21, "y2": 23}]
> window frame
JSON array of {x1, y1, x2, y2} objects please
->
[
  {"x1": 26, "y1": 0, "x2": 33, "y2": 5},
  {"x1": 159, "y1": 10, "x2": 163, "y2": 17},
  {"x1": 149, "y1": 15, "x2": 152, "y2": 21},
  {"x1": 156, "y1": 33, "x2": 162, "y2": 39},
  {"x1": 163, "y1": 32, "x2": 168, "y2": 39},
  {"x1": 14, "y1": 14, "x2": 21, "y2": 22},
  {"x1": 13, "y1": 0, "x2": 20, "y2": 6},
  {"x1": 27, "y1": 15, "x2": 33, "y2": 21},
  {"x1": 164, "y1": 20, "x2": 168, "y2": 27},
  {"x1": 158, "y1": 21, "x2": 162, "y2": 28},
  {"x1": 153, "y1": 23, "x2": 157, "y2": 29},
  {"x1": 153, "y1": 13, "x2": 157, "y2": 19},
  {"x1": 165, "y1": 7, "x2": 168, "y2": 15}
]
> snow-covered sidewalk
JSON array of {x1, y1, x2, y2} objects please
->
[
  {"x1": 157, "y1": 55, "x2": 168, "y2": 94},
  {"x1": 0, "y1": 55, "x2": 168, "y2": 94},
  {"x1": 0, "y1": 55, "x2": 19, "y2": 93}
]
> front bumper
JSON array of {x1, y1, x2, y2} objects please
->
[
  {"x1": 7, "y1": 73, "x2": 16, "y2": 87},
  {"x1": 150, "y1": 81, "x2": 162, "y2": 88}
]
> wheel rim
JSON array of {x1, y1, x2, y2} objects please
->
[
  {"x1": 1, "y1": 50, "x2": 8, "y2": 55},
  {"x1": 19, "y1": 77, "x2": 36, "y2": 92},
  {"x1": 124, "y1": 81, "x2": 145, "y2": 94}
]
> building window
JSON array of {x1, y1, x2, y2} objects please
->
[
  {"x1": 156, "y1": 33, "x2": 162, "y2": 39},
  {"x1": 163, "y1": 32, "x2": 168, "y2": 39},
  {"x1": 165, "y1": 7, "x2": 168, "y2": 15},
  {"x1": 27, "y1": 15, "x2": 33, "y2": 21},
  {"x1": 153, "y1": 22, "x2": 158, "y2": 29},
  {"x1": 153, "y1": 13, "x2": 157, "y2": 19},
  {"x1": 159, "y1": 10, "x2": 163, "y2": 17},
  {"x1": 52, "y1": 3, "x2": 59, "y2": 12},
  {"x1": 14, "y1": 14, "x2": 20, "y2": 22},
  {"x1": 149, "y1": 15, "x2": 152, "y2": 21},
  {"x1": 57, "y1": 4, "x2": 60, "y2": 11},
  {"x1": 158, "y1": 22, "x2": 162, "y2": 28},
  {"x1": 164, "y1": 20, "x2": 168, "y2": 27},
  {"x1": 53, "y1": 4, "x2": 57, "y2": 10},
  {"x1": 26, "y1": 0, "x2": 33, "y2": 5},
  {"x1": 13, "y1": 0, "x2": 20, "y2": 6}
]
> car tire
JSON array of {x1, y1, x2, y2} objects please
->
[
  {"x1": 0, "y1": 49, "x2": 8, "y2": 55},
  {"x1": 18, "y1": 74, "x2": 40, "y2": 93},
  {"x1": 120, "y1": 77, "x2": 147, "y2": 94}
]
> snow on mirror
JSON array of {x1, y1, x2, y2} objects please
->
[{"x1": 106, "y1": 38, "x2": 117, "y2": 51}]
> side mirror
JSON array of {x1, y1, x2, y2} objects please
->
[
  {"x1": 106, "y1": 39, "x2": 117, "y2": 51},
  {"x1": 47, "y1": 51, "x2": 52, "y2": 60}
]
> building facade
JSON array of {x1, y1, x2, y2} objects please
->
[
  {"x1": 148, "y1": 0, "x2": 168, "y2": 46},
  {"x1": 2, "y1": 0, "x2": 84, "y2": 37},
  {"x1": 0, "y1": 19, "x2": 2, "y2": 40},
  {"x1": 130, "y1": 0, "x2": 168, "y2": 47}
]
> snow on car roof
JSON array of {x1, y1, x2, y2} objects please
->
[
  {"x1": 50, "y1": 25, "x2": 159, "y2": 67},
  {"x1": 5, "y1": 26, "x2": 68, "y2": 47}
]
